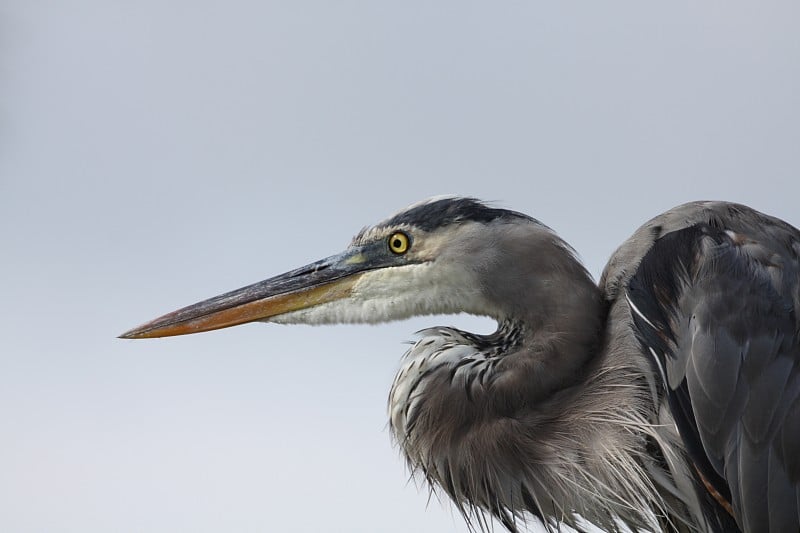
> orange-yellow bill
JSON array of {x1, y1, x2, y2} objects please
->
[{"x1": 119, "y1": 248, "x2": 376, "y2": 339}]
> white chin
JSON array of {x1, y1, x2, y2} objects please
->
[
  {"x1": 269, "y1": 263, "x2": 482, "y2": 326},
  {"x1": 268, "y1": 298, "x2": 401, "y2": 325}
]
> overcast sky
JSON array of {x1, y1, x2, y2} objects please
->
[{"x1": 2, "y1": 1, "x2": 799, "y2": 532}]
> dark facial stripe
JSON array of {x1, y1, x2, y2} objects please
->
[{"x1": 381, "y1": 197, "x2": 534, "y2": 232}]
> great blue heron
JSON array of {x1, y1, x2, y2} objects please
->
[{"x1": 121, "y1": 197, "x2": 800, "y2": 533}]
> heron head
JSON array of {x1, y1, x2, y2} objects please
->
[{"x1": 120, "y1": 197, "x2": 553, "y2": 339}]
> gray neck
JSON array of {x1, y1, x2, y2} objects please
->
[{"x1": 475, "y1": 228, "x2": 606, "y2": 410}]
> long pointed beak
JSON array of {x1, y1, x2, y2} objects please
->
[{"x1": 119, "y1": 248, "x2": 373, "y2": 339}]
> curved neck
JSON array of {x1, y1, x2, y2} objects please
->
[
  {"x1": 482, "y1": 238, "x2": 607, "y2": 408},
  {"x1": 388, "y1": 226, "x2": 696, "y2": 531}
]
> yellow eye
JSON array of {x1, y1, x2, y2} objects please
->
[{"x1": 388, "y1": 231, "x2": 410, "y2": 254}]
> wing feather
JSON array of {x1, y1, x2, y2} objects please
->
[{"x1": 626, "y1": 213, "x2": 800, "y2": 532}]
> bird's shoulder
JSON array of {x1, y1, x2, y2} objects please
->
[{"x1": 600, "y1": 201, "x2": 800, "y2": 301}]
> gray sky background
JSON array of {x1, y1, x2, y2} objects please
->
[{"x1": 1, "y1": 1, "x2": 798, "y2": 532}]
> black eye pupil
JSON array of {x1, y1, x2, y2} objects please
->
[{"x1": 393, "y1": 239, "x2": 401, "y2": 248}]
